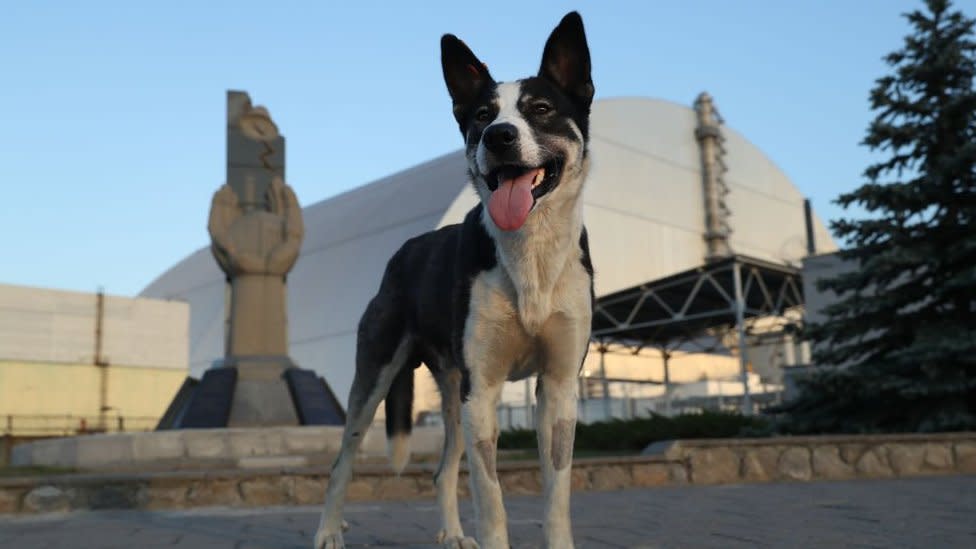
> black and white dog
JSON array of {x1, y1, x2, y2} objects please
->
[{"x1": 315, "y1": 12, "x2": 594, "y2": 549}]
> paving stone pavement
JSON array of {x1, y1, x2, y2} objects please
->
[{"x1": 1, "y1": 475, "x2": 975, "y2": 548}]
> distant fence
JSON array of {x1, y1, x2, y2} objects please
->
[
  {"x1": 495, "y1": 392, "x2": 785, "y2": 431},
  {"x1": 2, "y1": 414, "x2": 159, "y2": 437}
]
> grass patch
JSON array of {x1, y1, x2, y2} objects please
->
[
  {"x1": 0, "y1": 465, "x2": 77, "y2": 478},
  {"x1": 498, "y1": 448, "x2": 635, "y2": 461},
  {"x1": 498, "y1": 411, "x2": 772, "y2": 453}
]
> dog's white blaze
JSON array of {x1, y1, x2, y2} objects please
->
[{"x1": 475, "y1": 81, "x2": 541, "y2": 176}]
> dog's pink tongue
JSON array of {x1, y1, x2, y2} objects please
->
[{"x1": 487, "y1": 170, "x2": 538, "y2": 231}]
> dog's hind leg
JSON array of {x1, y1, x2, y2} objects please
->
[
  {"x1": 432, "y1": 366, "x2": 478, "y2": 549},
  {"x1": 314, "y1": 296, "x2": 414, "y2": 549},
  {"x1": 535, "y1": 314, "x2": 589, "y2": 549}
]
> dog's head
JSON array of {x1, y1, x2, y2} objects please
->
[{"x1": 441, "y1": 12, "x2": 594, "y2": 232}]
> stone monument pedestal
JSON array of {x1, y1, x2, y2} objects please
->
[
  {"x1": 160, "y1": 356, "x2": 345, "y2": 430},
  {"x1": 11, "y1": 424, "x2": 446, "y2": 471},
  {"x1": 225, "y1": 357, "x2": 300, "y2": 426}
]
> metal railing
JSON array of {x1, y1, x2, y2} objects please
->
[
  {"x1": 2, "y1": 414, "x2": 160, "y2": 437},
  {"x1": 493, "y1": 385, "x2": 785, "y2": 432}
]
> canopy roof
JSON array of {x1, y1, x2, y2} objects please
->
[{"x1": 592, "y1": 255, "x2": 804, "y2": 347}]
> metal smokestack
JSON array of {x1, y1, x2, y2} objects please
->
[
  {"x1": 694, "y1": 92, "x2": 732, "y2": 262},
  {"x1": 803, "y1": 198, "x2": 816, "y2": 255}
]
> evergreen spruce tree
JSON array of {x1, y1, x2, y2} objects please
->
[{"x1": 783, "y1": 0, "x2": 976, "y2": 433}]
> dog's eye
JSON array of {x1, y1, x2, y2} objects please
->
[
  {"x1": 531, "y1": 102, "x2": 552, "y2": 115},
  {"x1": 475, "y1": 107, "x2": 491, "y2": 122}
]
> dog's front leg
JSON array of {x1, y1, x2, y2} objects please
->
[
  {"x1": 462, "y1": 373, "x2": 507, "y2": 549},
  {"x1": 536, "y1": 315, "x2": 588, "y2": 549},
  {"x1": 434, "y1": 367, "x2": 478, "y2": 549},
  {"x1": 461, "y1": 277, "x2": 530, "y2": 548}
]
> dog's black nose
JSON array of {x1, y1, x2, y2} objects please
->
[{"x1": 482, "y1": 123, "x2": 518, "y2": 153}]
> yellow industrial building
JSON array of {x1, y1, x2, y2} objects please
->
[{"x1": 0, "y1": 283, "x2": 188, "y2": 436}]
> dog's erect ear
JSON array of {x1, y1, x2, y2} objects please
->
[
  {"x1": 538, "y1": 12, "x2": 594, "y2": 106},
  {"x1": 441, "y1": 34, "x2": 494, "y2": 123}
]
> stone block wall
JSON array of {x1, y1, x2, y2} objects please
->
[
  {"x1": 647, "y1": 432, "x2": 976, "y2": 484},
  {"x1": 2, "y1": 433, "x2": 973, "y2": 514},
  {"x1": 0, "y1": 456, "x2": 685, "y2": 514}
]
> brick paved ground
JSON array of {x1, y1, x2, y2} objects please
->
[{"x1": 1, "y1": 475, "x2": 974, "y2": 548}]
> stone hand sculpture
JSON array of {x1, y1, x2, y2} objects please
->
[
  {"x1": 206, "y1": 94, "x2": 305, "y2": 359},
  {"x1": 175, "y1": 90, "x2": 337, "y2": 429},
  {"x1": 208, "y1": 176, "x2": 304, "y2": 278}
]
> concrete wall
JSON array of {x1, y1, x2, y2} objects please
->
[
  {"x1": 800, "y1": 251, "x2": 880, "y2": 372},
  {"x1": 0, "y1": 284, "x2": 188, "y2": 369},
  {"x1": 801, "y1": 252, "x2": 849, "y2": 327}
]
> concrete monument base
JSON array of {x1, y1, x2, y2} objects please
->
[
  {"x1": 161, "y1": 357, "x2": 345, "y2": 429},
  {"x1": 224, "y1": 357, "x2": 300, "y2": 427},
  {"x1": 11, "y1": 424, "x2": 445, "y2": 472}
]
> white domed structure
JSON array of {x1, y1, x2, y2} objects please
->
[{"x1": 141, "y1": 96, "x2": 836, "y2": 407}]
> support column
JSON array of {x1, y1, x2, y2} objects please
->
[
  {"x1": 662, "y1": 349, "x2": 672, "y2": 416},
  {"x1": 732, "y1": 261, "x2": 753, "y2": 415},
  {"x1": 782, "y1": 332, "x2": 796, "y2": 367},
  {"x1": 598, "y1": 345, "x2": 611, "y2": 420}
]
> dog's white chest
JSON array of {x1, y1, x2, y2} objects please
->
[
  {"x1": 510, "y1": 255, "x2": 588, "y2": 335},
  {"x1": 470, "y1": 246, "x2": 590, "y2": 335},
  {"x1": 466, "y1": 260, "x2": 590, "y2": 382},
  {"x1": 486, "y1": 210, "x2": 589, "y2": 332}
]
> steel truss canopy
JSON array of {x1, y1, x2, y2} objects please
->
[{"x1": 592, "y1": 255, "x2": 804, "y2": 347}]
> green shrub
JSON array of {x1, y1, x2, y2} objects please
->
[{"x1": 497, "y1": 411, "x2": 771, "y2": 453}]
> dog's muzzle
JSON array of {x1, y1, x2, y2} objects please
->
[{"x1": 483, "y1": 158, "x2": 564, "y2": 231}]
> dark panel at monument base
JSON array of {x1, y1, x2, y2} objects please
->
[
  {"x1": 178, "y1": 368, "x2": 238, "y2": 428},
  {"x1": 285, "y1": 368, "x2": 346, "y2": 425},
  {"x1": 155, "y1": 377, "x2": 199, "y2": 430}
]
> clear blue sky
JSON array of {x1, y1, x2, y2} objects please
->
[{"x1": 2, "y1": 0, "x2": 965, "y2": 296}]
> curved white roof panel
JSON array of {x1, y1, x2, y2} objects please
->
[{"x1": 141, "y1": 97, "x2": 835, "y2": 400}]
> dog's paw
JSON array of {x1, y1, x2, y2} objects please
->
[
  {"x1": 313, "y1": 518, "x2": 349, "y2": 548},
  {"x1": 442, "y1": 536, "x2": 480, "y2": 549},
  {"x1": 437, "y1": 529, "x2": 480, "y2": 549},
  {"x1": 312, "y1": 530, "x2": 345, "y2": 549}
]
